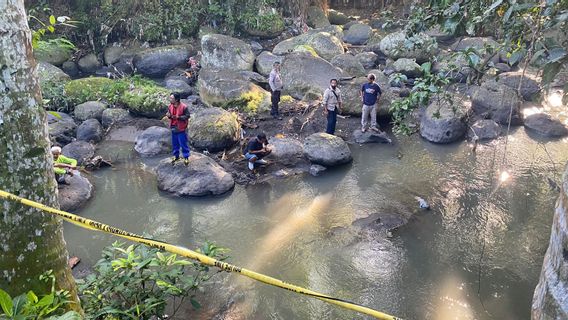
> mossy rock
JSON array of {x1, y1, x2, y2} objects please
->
[
  {"x1": 34, "y1": 39, "x2": 75, "y2": 66},
  {"x1": 273, "y1": 31, "x2": 343, "y2": 61},
  {"x1": 188, "y1": 108, "x2": 241, "y2": 152},
  {"x1": 64, "y1": 77, "x2": 126, "y2": 105},
  {"x1": 293, "y1": 45, "x2": 319, "y2": 57},
  {"x1": 120, "y1": 84, "x2": 170, "y2": 118}
]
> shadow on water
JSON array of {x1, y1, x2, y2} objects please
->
[{"x1": 64, "y1": 128, "x2": 568, "y2": 320}]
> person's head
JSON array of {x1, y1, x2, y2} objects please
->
[
  {"x1": 170, "y1": 92, "x2": 181, "y2": 104},
  {"x1": 367, "y1": 73, "x2": 376, "y2": 83},
  {"x1": 330, "y1": 78, "x2": 338, "y2": 89},
  {"x1": 257, "y1": 133, "x2": 268, "y2": 144},
  {"x1": 51, "y1": 146, "x2": 62, "y2": 160},
  {"x1": 273, "y1": 61, "x2": 281, "y2": 71}
]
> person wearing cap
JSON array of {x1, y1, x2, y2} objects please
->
[
  {"x1": 322, "y1": 78, "x2": 342, "y2": 135},
  {"x1": 243, "y1": 133, "x2": 271, "y2": 171},
  {"x1": 360, "y1": 73, "x2": 382, "y2": 133},
  {"x1": 51, "y1": 146, "x2": 77, "y2": 184},
  {"x1": 269, "y1": 62, "x2": 283, "y2": 120},
  {"x1": 166, "y1": 92, "x2": 191, "y2": 165}
]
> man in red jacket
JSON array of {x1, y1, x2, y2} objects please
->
[{"x1": 166, "y1": 92, "x2": 191, "y2": 165}]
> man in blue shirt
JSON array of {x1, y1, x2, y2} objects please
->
[{"x1": 360, "y1": 73, "x2": 382, "y2": 133}]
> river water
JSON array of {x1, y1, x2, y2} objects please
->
[{"x1": 63, "y1": 126, "x2": 568, "y2": 319}]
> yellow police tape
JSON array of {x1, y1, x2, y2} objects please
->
[{"x1": 0, "y1": 189, "x2": 402, "y2": 320}]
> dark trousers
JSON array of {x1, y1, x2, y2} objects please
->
[
  {"x1": 326, "y1": 110, "x2": 337, "y2": 135},
  {"x1": 171, "y1": 131, "x2": 190, "y2": 158},
  {"x1": 271, "y1": 90, "x2": 281, "y2": 116}
]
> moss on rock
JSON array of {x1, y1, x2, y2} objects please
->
[
  {"x1": 64, "y1": 77, "x2": 125, "y2": 105},
  {"x1": 120, "y1": 84, "x2": 170, "y2": 118}
]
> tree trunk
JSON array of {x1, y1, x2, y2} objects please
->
[{"x1": 0, "y1": 0, "x2": 79, "y2": 309}]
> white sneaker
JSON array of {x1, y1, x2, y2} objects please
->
[
  {"x1": 256, "y1": 159, "x2": 268, "y2": 165},
  {"x1": 248, "y1": 162, "x2": 254, "y2": 170}
]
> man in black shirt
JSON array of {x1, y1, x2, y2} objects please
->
[{"x1": 244, "y1": 133, "x2": 271, "y2": 171}]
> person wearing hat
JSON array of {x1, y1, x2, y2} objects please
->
[
  {"x1": 360, "y1": 73, "x2": 382, "y2": 133},
  {"x1": 51, "y1": 146, "x2": 77, "y2": 184}
]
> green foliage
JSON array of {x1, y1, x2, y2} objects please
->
[
  {"x1": 28, "y1": 13, "x2": 77, "y2": 48},
  {"x1": 120, "y1": 84, "x2": 171, "y2": 116},
  {"x1": 223, "y1": 88, "x2": 270, "y2": 115},
  {"x1": 42, "y1": 80, "x2": 74, "y2": 113},
  {"x1": 78, "y1": 241, "x2": 227, "y2": 320},
  {"x1": 0, "y1": 271, "x2": 80, "y2": 320},
  {"x1": 390, "y1": 62, "x2": 451, "y2": 135},
  {"x1": 64, "y1": 77, "x2": 127, "y2": 105}
]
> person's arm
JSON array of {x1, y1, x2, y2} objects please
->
[
  {"x1": 322, "y1": 90, "x2": 330, "y2": 114},
  {"x1": 59, "y1": 155, "x2": 77, "y2": 168},
  {"x1": 178, "y1": 106, "x2": 190, "y2": 121},
  {"x1": 268, "y1": 71, "x2": 276, "y2": 91},
  {"x1": 360, "y1": 85, "x2": 364, "y2": 102}
]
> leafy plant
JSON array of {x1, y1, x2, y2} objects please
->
[
  {"x1": 78, "y1": 241, "x2": 227, "y2": 320},
  {"x1": 0, "y1": 271, "x2": 80, "y2": 320},
  {"x1": 28, "y1": 13, "x2": 77, "y2": 48}
]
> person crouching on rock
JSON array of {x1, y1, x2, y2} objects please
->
[
  {"x1": 322, "y1": 78, "x2": 342, "y2": 135},
  {"x1": 166, "y1": 92, "x2": 191, "y2": 165},
  {"x1": 51, "y1": 146, "x2": 77, "y2": 184},
  {"x1": 244, "y1": 133, "x2": 271, "y2": 171}
]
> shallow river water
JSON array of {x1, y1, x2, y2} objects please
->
[{"x1": 63, "y1": 126, "x2": 568, "y2": 320}]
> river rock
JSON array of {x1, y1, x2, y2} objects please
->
[
  {"x1": 432, "y1": 53, "x2": 472, "y2": 83},
  {"x1": 273, "y1": 31, "x2": 344, "y2": 61},
  {"x1": 343, "y1": 23, "x2": 372, "y2": 45},
  {"x1": 524, "y1": 113, "x2": 568, "y2": 137},
  {"x1": 307, "y1": 6, "x2": 330, "y2": 28},
  {"x1": 156, "y1": 153, "x2": 235, "y2": 196},
  {"x1": 74, "y1": 101, "x2": 107, "y2": 122},
  {"x1": 62, "y1": 141, "x2": 95, "y2": 165},
  {"x1": 198, "y1": 70, "x2": 270, "y2": 115},
  {"x1": 353, "y1": 130, "x2": 392, "y2": 144},
  {"x1": 255, "y1": 51, "x2": 282, "y2": 77},
  {"x1": 104, "y1": 46, "x2": 124, "y2": 65},
  {"x1": 78, "y1": 54, "x2": 101, "y2": 74},
  {"x1": 76, "y1": 119, "x2": 103, "y2": 143},
  {"x1": 187, "y1": 108, "x2": 240, "y2": 152},
  {"x1": 450, "y1": 37, "x2": 500, "y2": 64},
  {"x1": 48, "y1": 112, "x2": 76, "y2": 146},
  {"x1": 58, "y1": 174, "x2": 93, "y2": 212},
  {"x1": 494, "y1": 63, "x2": 512, "y2": 73},
  {"x1": 328, "y1": 9, "x2": 351, "y2": 25},
  {"x1": 303, "y1": 133, "x2": 352, "y2": 166},
  {"x1": 393, "y1": 58, "x2": 422, "y2": 78},
  {"x1": 37, "y1": 62, "x2": 70, "y2": 86},
  {"x1": 250, "y1": 41, "x2": 263, "y2": 56},
  {"x1": 471, "y1": 83, "x2": 522, "y2": 125},
  {"x1": 309, "y1": 164, "x2": 327, "y2": 176},
  {"x1": 379, "y1": 31, "x2": 437, "y2": 63},
  {"x1": 331, "y1": 54, "x2": 366, "y2": 77},
  {"x1": 267, "y1": 137, "x2": 304, "y2": 165},
  {"x1": 134, "y1": 126, "x2": 171, "y2": 156},
  {"x1": 468, "y1": 119, "x2": 500, "y2": 140},
  {"x1": 356, "y1": 52, "x2": 379, "y2": 69},
  {"x1": 281, "y1": 53, "x2": 347, "y2": 100},
  {"x1": 101, "y1": 108, "x2": 132, "y2": 128},
  {"x1": 201, "y1": 34, "x2": 255, "y2": 72},
  {"x1": 133, "y1": 45, "x2": 192, "y2": 78},
  {"x1": 340, "y1": 74, "x2": 395, "y2": 117},
  {"x1": 165, "y1": 79, "x2": 193, "y2": 98},
  {"x1": 420, "y1": 97, "x2": 471, "y2": 143},
  {"x1": 61, "y1": 61, "x2": 79, "y2": 77},
  {"x1": 353, "y1": 212, "x2": 407, "y2": 232},
  {"x1": 34, "y1": 41, "x2": 73, "y2": 66},
  {"x1": 497, "y1": 72, "x2": 541, "y2": 101}
]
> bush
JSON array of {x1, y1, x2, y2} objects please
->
[
  {"x1": 64, "y1": 77, "x2": 127, "y2": 105},
  {"x1": 120, "y1": 84, "x2": 171, "y2": 118},
  {"x1": 79, "y1": 241, "x2": 227, "y2": 320}
]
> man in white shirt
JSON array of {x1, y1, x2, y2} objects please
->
[
  {"x1": 269, "y1": 62, "x2": 283, "y2": 120},
  {"x1": 322, "y1": 79, "x2": 342, "y2": 135}
]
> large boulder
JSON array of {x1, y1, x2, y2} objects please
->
[
  {"x1": 34, "y1": 39, "x2": 73, "y2": 66},
  {"x1": 120, "y1": 84, "x2": 171, "y2": 118},
  {"x1": 280, "y1": 53, "x2": 347, "y2": 100},
  {"x1": 328, "y1": 9, "x2": 351, "y2": 25},
  {"x1": 356, "y1": 52, "x2": 379, "y2": 69},
  {"x1": 48, "y1": 112, "x2": 76, "y2": 146},
  {"x1": 340, "y1": 74, "x2": 395, "y2": 117},
  {"x1": 524, "y1": 113, "x2": 568, "y2": 137},
  {"x1": 74, "y1": 101, "x2": 107, "y2": 122},
  {"x1": 497, "y1": 72, "x2": 541, "y2": 101},
  {"x1": 331, "y1": 54, "x2": 366, "y2": 77},
  {"x1": 255, "y1": 51, "x2": 282, "y2": 77},
  {"x1": 58, "y1": 174, "x2": 93, "y2": 212},
  {"x1": 343, "y1": 23, "x2": 372, "y2": 45},
  {"x1": 61, "y1": 61, "x2": 79, "y2": 77},
  {"x1": 165, "y1": 79, "x2": 193, "y2": 98},
  {"x1": 76, "y1": 119, "x2": 103, "y2": 143},
  {"x1": 156, "y1": 153, "x2": 235, "y2": 196},
  {"x1": 37, "y1": 62, "x2": 70, "y2": 86},
  {"x1": 134, "y1": 126, "x2": 171, "y2": 156},
  {"x1": 187, "y1": 108, "x2": 240, "y2": 152},
  {"x1": 104, "y1": 46, "x2": 124, "y2": 65},
  {"x1": 273, "y1": 31, "x2": 344, "y2": 61},
  {"x1": 379, "y1": 31, "x2": 437, "y2": 63},
  {"x1": 267, "y1": 137, "x2": 304, "y2": 165},
  {"x1": 450, "y1": 37, "x2": 500, "y2": 64},
  {"x1": 471, "y1": 83, "x2": 522, "y2": 125},
  {"x1": 101, "y1": 108, "x2": 132, "y2": 128},
  {"x1": 78, "y1": 54, "x2": 102, "y2": 74},
  {"x1": 198, "y1": 70, "x2": 271, "y2": 115},
  {"x1": 392, "y1": 58, "x2": 422, "y2": 78},
  {"x1": 432, "y1": 53, "x2": 472, "y2": 83},
  {"x1": 201, "y1": 34, "x2": 255, "y2": 72},
  {"x1": 420, "y1": 97, "x2": 471, "y2": 143},
  {"x1": 62, "y1": 141, "x2": 95, "y2": 165},
  {"x1": 468, "y1": 119, "x2": 501, "y2": 140},
  {"x1": 307, "y1": 6, "x2": 330, "y2": 28},
  {"x1": 133, "y1": 45, "x2": 192, "y2": 78},
  {"x1": 303, "y1": 133, "x2": 352, "y2": 166}
]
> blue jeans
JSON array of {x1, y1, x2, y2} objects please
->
[
  {"x1": 245, "y1": 152, "x2": 264, "y2": 161},
  {"x1": 172, "y1": 131, "x2": 190, "y2": 158},
  {"x1": 326, "y1": 110, "x2": 337, "y2": 135}
]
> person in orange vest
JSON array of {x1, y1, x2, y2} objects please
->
[{"x1": 166, "y1": 92, "x2": 191, "y2": 165}]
